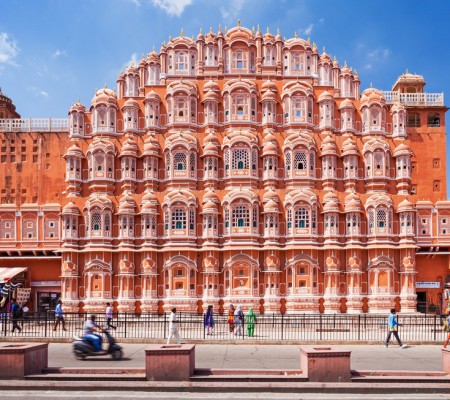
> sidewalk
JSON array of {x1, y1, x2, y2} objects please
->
[{"x1": 46, "y1": 343, "x2": 445, "y2": 372}]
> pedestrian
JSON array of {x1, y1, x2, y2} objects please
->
[
  {"x1": 443, "y1": 314, "x2": 450, "y2": 348},
  {"x1": 228, "y1": 304, "x2": 235, "y2": 333},
  {"x1": 105, "y1": 302, "x2": 116, "y2": 330},
  {"x1": 385, "y1": 308, "x2": 406, "y2": 348},
  {"x1": 167, "y1": 307, "x2": 181, "y2": 344},
  {"x1": 246, "y1": 307, "x2": 256, "y2": 337},
  {"x1": 234, "y1": 305, "x2": 244, "y2": 336},
  {"x1": 204, "y1": 305, "x2": 215, "y2": 335},
  {"x1": 53, "y1": 300, "x2": 67, "y2": 331},
  {"x1": 10, "y1": 299, "x2": 22, "y2": 333}
]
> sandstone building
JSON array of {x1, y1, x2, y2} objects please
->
[{"x1": 0, "y1": 24, "x2": 448, "y2": 314}]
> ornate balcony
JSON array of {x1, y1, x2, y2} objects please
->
[
  {"x1": 0, "y1": 118, "x2": 69, "y2": 132},
  {"x1": 382, "y1": 91, "x2": 444, "y2": 107}
]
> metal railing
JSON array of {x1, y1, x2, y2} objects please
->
[
  {"x1": 2, "y1": 312, "x2": 448, "y2": 342},
  {"x1": 382, "y1": 91, "x2": 444, "y2": 107}
]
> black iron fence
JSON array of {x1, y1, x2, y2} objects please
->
[{"x1": 1, "y1": 311, "x2": 448, "y2": 343}]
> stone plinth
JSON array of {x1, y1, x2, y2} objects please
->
[
  {"x1": 0, "y1": 343, "x2": 48, "y2": 379},
  {"x1": 442, "y1": 348, "x2": 450, "y2": 374},
  {"x1": 145, "y1": 344, "x2": 195, "y2": 381},
  {"x1": 300, "y1": 345, "x2": 351, "y2": 382}
]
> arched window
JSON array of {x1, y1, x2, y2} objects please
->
[
  {"x1": 232, "y1": 206, "x2": 250, "y2": 227},
  {"x1": 92, "y1": 212, "x2": 101, "y2": 232},
  {"x1": 295, "y1": 208, "x2": 309, "y2": 228},
  {"x1": 172, "y1": 208, "x2": 187, "y2": 230},
  {"x1": 173, "y1": 152, "x2": 187, "y2": 170}
]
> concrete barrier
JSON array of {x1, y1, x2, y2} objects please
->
[
  {"x1": 442, "y1": 348, "x2": 450, "y2": 374},
  {"x1": 145, "y1": 344, "x2": 195, "y2": 381},
  {"x1": 0, "y1": 343, "x2": 48, "y2": 379},
  {"x1": 300, "y1": 345, "x2": 351, "y2": 382}
]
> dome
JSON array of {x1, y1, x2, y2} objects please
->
[
  {"x1": 263, "y1": 187, "x2": 278, "y2": 202},
  {"x1": 261, "y1": 79, "x2": 277, "y2": 92},
  {"x1": 320, "y1": 136, "x2": 338, "y2": 156},
  {"x1": 120, "y1": 138, "x2": 138, "y2": 157},
  {"x1": 203, "y1": 89, "x2": 219, "y2": 102},
  {"x1": 391, "y1": 101, "x2": 405, "y2": 113},
  {"x1": 323, "y1": 200, "x2": 339, "y2": 212},
  {"x1": 145, "y1": 89, "x2": 161, "y2": 102},
  {"x1": 64, "y1": 143, "x2": 84, "y2": 158},
  {"x1": 123, "y1": 99, "x2": 139, "y2": 109},
  {"x1": 203, "y1": 188, "x2": 219, "y2": 204},
  {"x1": 91, "y1": 87, "x2": 118, "y2": 108},
  {"x1": 203, "y1": 141, "x2": 219, "y2": 156},
  {"x1": 69, "y1": 101, "x2": 86, "y2": 113},
  {"x1": 398, "y1": 198, "x2": 414, "y2": 212},
  {"x1": 118, "y1": 193, "x2": 136, "y2": 213},
  {"x1": 338, "y1": 98, "x2": 354, "y2": 110},
  {"x1": 119, "y1": 259, "x2": 134, "y2": 274},
  {"x1": 264, "y1": 199, "x2": 279, "y2": 213},
  {"x1": 262, "y1": 141, "x2": 278, "y2": 156},
  {"x1": 62, "y1": 201, "x2": 80, "y2": 215},
  {"x1": 204, "y1": 80, "x2": 220, "y2": 93},
  {"x1": 147, "y1": 50, "x2": 160, "y2": 64},
  {"x1": 142, "y1": 258, "x2": 157, "y2": 274},
  {"x1": 318, "y1": 90, "x2": 333, "y2": 102},
  {"x1": 341, "y1": 138, "x2": 359, "y2": 156},
  {"x1": 261, "y1": 89, "x2": 277, "y2": 101},
  {"x1": 142, "y1": 190, "x2": 157, "y2": 203},
  {"x1": 125, "y1": 64, "x2": 138, "y2": 75},
  {"x1": 202, "y1": 200, "x2": 218, "y2": 212},
  {"x1": 361, "y1": 87, "x2": 386, "y2": 106},
  {"x1": 142, "y1": 134, "x2": 161, "y2": 157},
  {"x1": 393, "y1": 143, "x2": 411, "y2": 157},
  {"x1": 323, "y1": 191, "x2": 338, "y2": 203},
  {"x1": 319, "y1": 49, "x2": 332, "y2": 63}
]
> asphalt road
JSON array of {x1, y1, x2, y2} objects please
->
[{"x1": 47, "y1": 343, "x2": 445, "y2": 371}]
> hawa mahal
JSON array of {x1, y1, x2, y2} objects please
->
[{"x1": 0, "y1": 24, "x2": 448, "y2": 314}]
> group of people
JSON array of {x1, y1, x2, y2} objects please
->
[{"x1": 227, "y1": 304, "x2": 256, "y2": 337}]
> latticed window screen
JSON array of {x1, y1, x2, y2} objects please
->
[
  {"x1": 291, "y1": 52, "x2": 304, "y2": 72},
  {"x1": 312, "y1": 209, "x2": 317, "y2": 229},
  {"x1": 94, "y1": 154, "x2": 104, "y2": 171},
  {"x1": 175, "y1": 98, "x2": 188, "y2": 117},
  {"x1": 189, "y1": 209, "x2": 195, "y2": 230},
  {"x1": 91, "y1": 212, "x2": 102, "y2": 231},
  {"x1": 377, "y1": 209, "x2": 387, "y2": 228},
  {"x1": 172, "y1": 208, "x2": 187, "y2": 230},
  {"x1": 232, "y1": 149, "x2": 249, "y2": 170},
  {"x1": 368, "y1": 210, "x2": 375, "y2": 231},
  {"x1": 294, "y1": 152, "x2": 307, "y2": 170},
  {"x1": 252, "y1": 149, "x2": 257, "y2": 170},
  {"x1": 189, "y1": 152, "x2": 196, "y2": 172},
  {"x1": 104, "y1": 213, "x2": 111, "y2": 232},
  {"x1": 0, "y1": 219, "x2": 15, "y2": 239},
  {"x1": 310, "y1": 153, "x2": 315, "y2": 171},
  {"x1": 232, "y1": 206, "x2": 250, "y2": 227},
  {"x1": 173, "y1": 152, "x2": 187, "y2": 170},
  {"x1": 224, "y1": 149, "x2": 230, "y2": 172},
  {"x1": 285, "y1": 152, "x2": 291, "y2": 171},
  {"x1": 225, "y1": 208, "x2": 230, "y2": 228},
  {"x1": 233, "y1": 95, "x2": 247, "y2": 115},
  {"x1": 175, "y1": 51, "x2": 188, "y2": 71},
  {"x1": 164, "y1": 209, "x2": 169, "y2": 231},
  {"x1": 252, "y1": 207, "x2": 258, "y2": 228},
  {"x1": 287, "y1": 208, "x2": 292, "y2": 229},
  {"x1": 374, "y1": 152, "x2": 384, "y2": 171},
  {"x1": 295, "y1": 208, "x2": 310, "y2": 228}
]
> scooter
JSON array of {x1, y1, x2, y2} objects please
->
[{"x1": 73, "y1": 329, "x2": 123, "y2": 360}]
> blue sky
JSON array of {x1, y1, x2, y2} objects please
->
[{"x1": 1, "y1": 0, "x2": 449, "y2": 118}]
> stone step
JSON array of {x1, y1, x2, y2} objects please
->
[
  {"x1": 352, "y1": 376, "x2": 450, "y2": 383},
  {"x1": 191, "y1": 369, "x2": 307, "y2": 382}
]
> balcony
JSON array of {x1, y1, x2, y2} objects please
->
[
  {"x1": 382, "y1": 91, "x2": 444, "y2": 107},
  {"x1": 0, "y1": 118, "x2": 69, "y2": 132}
]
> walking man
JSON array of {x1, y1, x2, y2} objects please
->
[
  {"x1": 385, "y1": 308, "x2": 406, "y2": 348},
  {"x1": 105, "y1": 302, "x2": 116, "y2": 330},
  {"x1": 53, "y1": 300, "x2": 67, "y2": 331},
  {"x1": 10, "y1": 299, "x2": 22, "y2": 333},
  {"x1": 167, "y1": 307, "x2": 181, "y2": 344}
]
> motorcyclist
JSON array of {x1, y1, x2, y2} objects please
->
[{"x1": 83, "y1": 314, "x2": 103, "y2": 353}]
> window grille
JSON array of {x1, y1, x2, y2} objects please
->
[
  {"x1": 175, "y1": 51, "x2": 188, "y2": 72},
  {"x1": 368, "y1": 210, "x2": 375, "y2": 232},
  {"x1": 294, "y1": 152, "x2": 307, "y2": 170},
  {"x1": 173, "y1": 152, "x2": 187, "y2": 171},
  {"x1": 189, "y1": 152, "x2": 196, "y2": 172},
  {"x1": 189, "y1": 209, "x2": 195, "y2": 230},
  {"x1": 232, "y1": 206, "x2": 250, "y2": 227},
  {"x1": 232, "y1": 148, "x2": 249, "y2": 170},
  {"x1": 0, "y1": 219, "x2": 14, "y2": 239},
  {"x1": 104, "y1": 213, "x2": 111, "y2": 233},
  {"x1": 295, "y1": 208, "x2": 310, "y2": 228},
  {"x1": 91, "y1": 212, "x2": 102, "y2": 232},
  {"x1": 252, "y1": 207, "x2": 258, "y2": 228},
  {"x1": 44, "y1": 218, "x2": 59, "y2": 239},
  {"x1": 285, "y1": 151, "x2": 291, "y2": 172},
  {"x1": 172, "y1": 208, "x2": 187, "y2": 230},
  {"x1": 287, "y1": 208, "x2": 292, "y2": 230}
]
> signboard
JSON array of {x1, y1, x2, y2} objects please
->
[
  {"x1": 416, "y1": 282, "x2": 440, "y2": 289},
  {"x1": 31, "y1": 281, "x2": 60, "y2": 287}
]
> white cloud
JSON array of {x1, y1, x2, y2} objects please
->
[
  {"x1": 52, "y1": 49, "x2": 68, "y2": 58},
  {"x1": 220, "y1": 0, "x2": 247, "y2": 23},
  {"x1": 367, "y1": 48, "x2": 391, "y2": 61},
  {"x1": 29, "y1": 86, "x2": 49, "y2": 98},
  {"x1": 0, "y1": 32, "x2": 20, "y2": 66},
  {"x1": 129, "y1": 0, "x2": 142, "y2": 5},
  {"x1": 300, "y1": 18, "x2": 324, "y2": 37},
  {"x1": 151, "y1": 0, "x2": 192, "y2": 16}
]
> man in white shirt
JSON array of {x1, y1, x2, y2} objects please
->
[
  {"x1": 105, "y1": 302, "x2": 116, "y2": 330},
  {"x1": 167, "y1": 307, "x2": 181, "y2": 344}
]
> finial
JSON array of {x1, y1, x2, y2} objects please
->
[
  {"x1": 344, "y1": 60, "x2": 347, "y2": 67},
  {"x1": 78, "y1": 98, "x2": 80, "y2": 103},
  {"x1": 224, "y1": 25, "x2": 228, "y2": 33},
  {"x1": 307, "y1": 37, "x2": 310, "y2": 44},
  {"x1": 277, "y1": 28, "x2": 280, "y2": 35},
  {"x1": 284, "y1": 36, "x2": 286, "y2": 41},
  {"x1": 181, "y1": 27, "x2": 184, "y2": 37},
  {"x1": 294, "y1": 31, "x2": 298, "y2": 38},
  {"x1": 169, "y1": 36, "x2": 172, "y2": 41},
  {"x1": 266, "y1": 27, "x2": 269, "y2": 34},
  {"x1": 406, "y1": 68, "x2": 409, "y2": 74},
  {"x1": 199, "y1": 27, "x2": 203, "y2": 34},
  {"x1": 257, "y1": 24, "x2": 260, "y2": 32},
  {"x1": 370, "y1": 82, "x2": 373, "y2": 88},
  {"x1": 104, "y1": 83, "x2": 107, "y2": 88},
  {"x1": 152, "y1": 45, "x2": 155, "y2": 52},
  {"x1": 333, "y1": 55, "x2": 337, "y2": 61},
  {"x1": 191, "y1": 35, "x2": 194, "y2": 40},
  {"x1": 354, "y1": 69, "x2": 358, "y2": 75},
  {"x1": 238, "y1": 19, "x2": 241, "y2": 28},
  {"x1": 252, "y1": 26, "x2": 255, "y2": 35},
  {"x1": 323, "y1": 46, "x2": 326, "y2": 53},
  {"x1": 210, "y1": 26, "x2": 213, "y2": 33},
  {"x1": 313, "y1": 42, "x2": 317, "y2": 48},
  {"x1": 218, "y1": 24, "x2": 222, "y2": 32}
]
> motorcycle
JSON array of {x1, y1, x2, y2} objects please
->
[{"x1": 73, "y1": 329, "x2": 123, "y2": 360}]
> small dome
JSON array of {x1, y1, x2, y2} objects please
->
[
  {"x1": 64, "y1": 143, "x2": 84, "y2": 158},
  {"x1": 204, "y1": 80, "x2": 220, "y2": 93},
  {"x1": 391, "y1": 101, "x2": 405, "y2": 113},
  {"x1": 203, "y1": 200, "x2": 218, "y2": 211},
  {"x1": 263, "y1": 187, "x2": 278, "y2": 202},
  {"x1": 398, "y1": 198, "x2": 414, "y2": 212},
  {"x1": 62, "y1": 201, "x2": 80, "y2": 214},
  {"x1": 203, "y1": 89, "x2": 219, "y2": 102},
  {"x1": 142, "y1": 190, "x2": 157, "y2": 203},
  {"x1": 125, "y1": 64, "x2": 138, "y2": 75},
  {"x1": 120, "y1": 138, "x2": 138, "y2": 157},
  {"x1": 203, "y1": 141, "x2": 219, "y2": 156},
  {"x1": 145, "y1": 89, "x2": 161, "y2": 102},
  {"x1": 320, "y1": 50, "x2": 332, "y2": 63},
  {"x1": 123, "y1": 98, "x2": 139, "y2": 109},
  {"x1": 91, "y1": 87, "x2": 118, "y2": 108},
  {"x1": 261, "y1": 79, "x2": 277, "y2": 92},
  {"x1": 203, "y1": 188, "x2": 219, "y2": 204},
  {"x1": 318, "y1": 90, "x2": 333, "y2": 102},
  {"x1": 342, "y1": 138, "x2": 359, "y2": 156},
  {"x1": 118, "y1": 193, "x2": 136, "y2": 213},
  {"x1": 142, "y1": 134, "x2": 161, "y2": 157},
  {"x1": 393, "y1": 143, "x2": 411, "y2": 157},
  {"x1": 142, "y1": 258, "x2": 157, "y2": 273},
  {"x1": 147, "y1": 51, "x2": 160, "y2": 64},
  {"x1": 323, "y1": 191, "x2": 338, "y2": 203},
  {"x1": 261, "y1": 89, "x2": 277, "y2": 101},
  {"x1": 323, "y1": 200, "x2": 339, "y2": 212},
  {"x1": 361, "y1": 87, "x2": 386, "y2": 106},
  {"x1": 264, "y1": 199, "x2": 279, "y2": 213},
  {"x1": 338, "y1": 98, "x2": 354, "y2": 110},
  {"x1": 119, "y1": 259, "x2": 134, "y2": 274},
  {"x1": 262, "y1": 141, "x2": 278, "y2": 156},
  {"x1": 69, "y1": 101, "x2": 86, "y2": 113}
]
